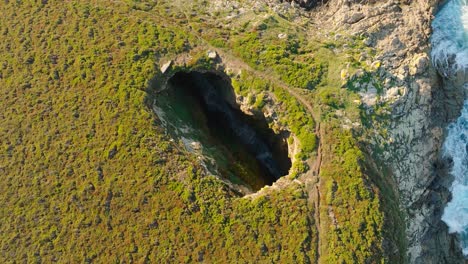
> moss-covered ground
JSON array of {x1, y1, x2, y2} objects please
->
[{"x1": 0, "y1": 0, "x2": 404, "y2": 263}]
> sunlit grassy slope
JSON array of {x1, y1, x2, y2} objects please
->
[{"x1": 0, "y1": 0, "x2": 403, "y2": 263}]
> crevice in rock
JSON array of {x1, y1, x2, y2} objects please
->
[{"x1": 154, "y1": 71, "x2": 292, "y2": 192}]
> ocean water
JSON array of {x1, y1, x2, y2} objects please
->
[
  {"x1": 441, "y1": 102, "x2": 468, "y2": 255},
  {"x1": 431, "y1": 0, "x2": 468, "y2": 256}
]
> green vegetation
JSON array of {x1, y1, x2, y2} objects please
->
[
  {"x1": 318, "y1": 122, "x2": 385, "y2": 263},
  {"x1": 0, "y1": 0, "x2": 404, "y2": 263},
  {"x1": 231, "y1": 72, "x2": 317, "y2": 176},
  {"x1": 231, "y1": 31, "x2": 325, "y2": 89}
]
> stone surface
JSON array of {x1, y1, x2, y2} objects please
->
[
  {"x1": 410, "y1": 54, "x2": 430, "y2": 75},
  {"x1": 312, "y1": 0, "x2": 466, "y2": 262},
  {"x1": 343, "y1": 12, "x2": 365, "y2": 24},
  {"x1": 160, "y1": 60, "x2": 172, "y2": 74},
  {"x1": 207, "y1": 50, "x2": 218, "y2": 59},
  {"x1": 359, "y1": 84, "x2": 378, "y2": 106}
]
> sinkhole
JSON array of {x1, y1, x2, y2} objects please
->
[{"x1": 155, "y1": 71, "x2": 291, "y2": 192}]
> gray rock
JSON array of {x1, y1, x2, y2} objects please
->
[
  {"x1": 343, "y1": 12, "x2": 365, "y2": 24},
  {"x1": 364, "y1": 37, "x2": 374, "y2": 47},
  {"x1": 410, "y1": 54, "x2": 430, "y2": 75},
  {"x1": 207, "y1": 50, "x2": 218, "y2": 59}
]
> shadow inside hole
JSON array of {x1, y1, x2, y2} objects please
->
[{"x1": 155, "y1": 71, "x2": 291, "y2": 191}]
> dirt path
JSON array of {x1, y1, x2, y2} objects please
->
[
  {"x1": 173, "y1": 0, "x2": 317, "y2": 116},
  {"x1": 214, "y1": 48, "x2": 316, "y2": 114},
  {"x1": 172, "y1": 0, "x2": 324, "y2": 167}
]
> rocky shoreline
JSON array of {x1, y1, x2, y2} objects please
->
[
  {"x1": 308, "y1": 0, "x2": 465, "y2": 262},
  {"x1": 336, "y1": 0, "x2": 466, "y2": 262}
]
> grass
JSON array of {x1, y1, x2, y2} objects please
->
[{"x1": 0, "y1": 0, "x2": 404, "y2": 263}]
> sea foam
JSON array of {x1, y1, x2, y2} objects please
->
[{"x1": 431, "y1": 0, "x2": 468, "y2": 256}]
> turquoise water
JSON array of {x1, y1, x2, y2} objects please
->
[{"x1": 431, "y1": 0, "x2": 468, "y2": 256}]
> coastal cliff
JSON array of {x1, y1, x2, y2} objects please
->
[
  {"x1": 219, "y1": 0, "x2": 466, "y2": 261},
  {"x1": 306, "y1": 0, "x2": 466, "y2": 262},
  {"x1": 271, "y1": 0, "x2": 466, "y2": 261},
  {"x1": 0, "y1": 0, "x2": 465, "y2": 262}
]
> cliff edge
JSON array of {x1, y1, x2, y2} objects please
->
[{"x1": 307, "y1": 0, "x2": 465, "y2": 262}]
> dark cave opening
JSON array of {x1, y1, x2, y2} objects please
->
[{"x1": 164, "y1": 71, "x2": 292, "y2": 191}]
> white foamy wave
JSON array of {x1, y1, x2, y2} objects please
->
[
  {"x1": 432, "y1": 0, "x2": 468, "y2": 256},
  {"x1": 441, "y1": 101, "x2": 468, "y2": 256},
  {"x1": 431, "y1": 0, "x2": 468, "y2": 78},
  {"x1": 442, "y1": 182, "x2": 468, "y2": 234},
  {"x1": 443, "y1": 102, "x2": 468, "y2": 184}
]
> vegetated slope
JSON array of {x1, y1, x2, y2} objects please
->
[{"x1": 0, "y1": 0, "x2": 401, "y2": 263}]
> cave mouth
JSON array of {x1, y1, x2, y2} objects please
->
[{"x1": 158, "y1": 71, "x2": 291, "y2": 192}]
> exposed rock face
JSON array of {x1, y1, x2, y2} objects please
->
[
  {"x1": 311, "y1": 0, "x2": 465, "y2": 262},
  {"x1": 187, "y1": 72, "x2": 287, "y2": 180},
  {"x1": 160, "y1": 60, "x2": 172, "y2": 74},
  {"x1": 158, "y1": 71, "x2": 293, "y2": 193},
  {"x1": 209, "y1": 0, "x2": 464, "y2": 261}
]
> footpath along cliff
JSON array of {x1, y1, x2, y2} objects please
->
[{"x1": 304, "y1": 0, "x2": 466, "y2": 262}]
